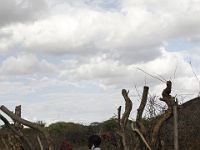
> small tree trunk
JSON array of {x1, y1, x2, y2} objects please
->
[
  {"x1": 14, "y1": 105, "x2": 23, "y2": 129},
  {"x1": 117, "y1": 89, "x2": 132, "y2": 150},
  {"x1": 173, "y1": 101, "x2": 179, "y2": 150}
]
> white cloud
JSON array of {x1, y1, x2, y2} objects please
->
[
  {"x1": 21, "y1": 91, "x2": 124, "y2": 124},
  {"x1": 122, "y1": 0, "x2": 200, "y2": 37},
  {"x1": 0, "y1": 3, "x2": 164, "y2": 62},
  {"x1": 0, "y1": 0, "x2": 47, "y2": 27},
  {"x1": 0, "y1": 49, "x2": 199, "y2": 124},
  {"x1": 0, "y1": 53, "x2": 57, "y2": 75},
  {"x1": 0, "y1": 81, "x2": 35, "y2": 95},
  {"x1": 1, "y1": 0, "x2": 199, "y2": 64},
  {"x1": 0, "y1": 0, "x2": 200, "y2": 124},
  {"x1": 59, "y1": 49, "x2": 196, "y2": 92}
]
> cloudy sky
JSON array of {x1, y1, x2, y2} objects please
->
[{"x1": 0, "y1": 0, "x2": 200, "y2": 125}]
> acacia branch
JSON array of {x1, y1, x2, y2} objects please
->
[
  {"x1": 160, "y1": 97, "x2": 175, "y2": 108},
  {"x1": 121, "y1": 89, "x2": 132, "y2": 128},
  {"x1": 37, "y1": 136, "x2": 44, "y2": 150},
  {"x1": 136, "y1": 86, "x2": 149, "y2": 134},
  {"x1": 160, "y1": 81, "x2": 175, "y2": 108},
  {"x1": 0, "y1": 113, "x2": 33, "y2": 150},
  {"x1": 0, "y1": 105, "x2": 53, "y2": 150},
  {"x1": 117, "y1": 89, "x2": 133, "y2": 150},
  {"x1": 136, "y1": 68, "x2": 166, "y2": 83},
  {"x1": 131, "y1": 123, "x2": 152, "y2": 150},
  {"x1": 150, "y1": 81, "x2": 174, "y2": 147},
  {"x1": 118, "y1": 106, "x2": 122, "y2": 129},
  {"x1": 151, "y1": 110, "x2": 172, "y2": 146},
  {"x1": 136, "y1": 86, "x2": 149, "y2": 121}
]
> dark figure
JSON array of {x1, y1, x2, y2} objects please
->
[{"x1": 88, "y1": 135, "x2": 101, "y2": 150}]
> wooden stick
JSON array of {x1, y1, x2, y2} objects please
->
[
  {"x1": 173, "y1": 101, "x2": 179, "y2": 150},
  {"x1": 136, "y1": 86, "x2": 149, "y2": 122},
  {"x1": 0, "y1": 113, "x2": 33, "y2": 150},
  {"x1": 131, "y1": 123, "x2": 152, "y2": 150},
  {"x1": 0, "y1": 105, "x2": 53, "y2": 150},
  {"x1": 37, "y1": 136, "x2": 44, "y2": 150},
  {"x1": 118, "y1": 106, "x2": 122, "y2": 129},
  {"x1": 121, "y1": 89, "x2": 132, "y2": 128}
]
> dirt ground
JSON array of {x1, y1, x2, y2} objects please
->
[{"x1": 73, "y1": 146, "x2": 88, "y2": 150}]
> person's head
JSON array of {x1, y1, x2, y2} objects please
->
[{"x1": 88, "y1": 135, "x2": 101, "y2": 149}]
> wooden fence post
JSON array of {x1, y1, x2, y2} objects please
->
[
  {"x1": 173, "y1": 99, "x2": 179, "y2": 150},
  {"x1": 15, "y1": 105, "x2": 23, "y2": 129}
]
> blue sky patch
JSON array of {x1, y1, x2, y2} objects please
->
[{"x1": 166, "y1": 38, "x2": 195, "y2": 52}]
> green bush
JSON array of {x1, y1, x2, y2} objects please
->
[
  {"x1": 101, "y1": 118, "x2": 117, "y2": 132},
  {"x1": 48, "y1": 122, "x2": 88, "y2": 144}
]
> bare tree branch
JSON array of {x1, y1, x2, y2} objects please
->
[
  {"x1": 173, "y1": 62, "x2": 178, "y2": 79},
  {"x1": 150, "y1": 81, "x2": 174, "y2": 147},
  {"x1": 121, "y1": 89, "x2": 132, "y2": 128},
  {"x1": 117, "y1": 89, "x2": 133, "y2": 150},
  {"x1": 0, "y1": 113, "x2": 33, "y2": 150},
  {"x1": 118, "y1": 106, "x2": 122, "y2": 129},
  {"x1": 160, "y1": 80, "x2": 175, "y2": 108},
  {"x1": 151, "y1": 110, "x2": 172, "y2": 146},
  {"x1": 189, "y1": 61, "x2": 200, "y2": 96},
  {"x1": 131, "y1": 123, "x2": 152, "y2": 150},
  {"x1": 0, "y1": 105, "x2": 53, "y2": 150},
  {"x1": 136, "y1": 86, "x2": 149, "y2": 122},
  {"x1": 134, "y1": 86, "x2": 149, "y2": 135},
  {"x1": 37, "y1": 136, "x2": 44, "y2": 150},
  {"x1": 137, "y1": 68, "x2": 166, "y2": 83}
]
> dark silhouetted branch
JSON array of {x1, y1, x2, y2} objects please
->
[
  {"x1": 121, "y1": 89, "x2": 132, "y2": 128},
  {"x1": 131, "y1": 123, "x2": 152, "y2": 150},
  {"x1": 0, "y1": 105, "x2": 53, "y2": 150},
  {"x1": 0, "y1": 113, "x2": 33, "y2": 150},
  {"x1": 118, "y1": 106, "x2": 122, "y2": 129}
]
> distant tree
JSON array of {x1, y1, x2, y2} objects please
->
[
  {"x1": 101, "y1": 118, "x2": 117, "y2": 132},
  {"x1": 48, "y1": 122, "x2": 88, "y2": 144}
]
